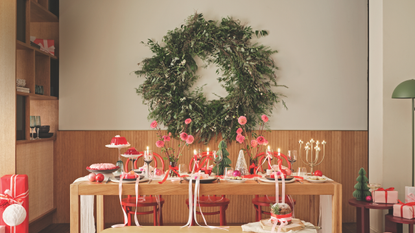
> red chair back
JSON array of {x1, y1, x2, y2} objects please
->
[
  {"x1": 188, "y1": 151, "x2": 214, "y2": 173},
  {"x1": 254, "y1": 151, "x2": 291, "y2": 174},
  {"x1": 124, "y1": 151, "x2": 165, "y2": 172}
]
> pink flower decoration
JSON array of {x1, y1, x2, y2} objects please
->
[
  {"x1": 163, "y1": 135, "x2": 171, "y2": 141},
  {"x1": 150, "y1": 120, "x2": 158, "y2": 129},
  {"x1": 251, "y1": 140, "x2": 258, "y2": 148},
  {"x1": 257, "y1": 136, "x2": 265, "y2": 145},
  {"x1": 236, "y1": 128, "x2": 243, "y2": 135},
  {"x1": 236, "y1": 134, "x2": 245, "y2": 144},
  {"x1": 238, "y1": 116, "x2": 247, "y2": 125},
  {"x1": 185, "y1": 118, "x2": 192, "y2": 124},
  {"x1": 261, "y1": 114, "x2": 269, "y2": 123},
  {"x1": 180, "y1": 132, "x2": 188, "y2": 141},
  {"x1": 186, "y1": 135, "x2": 194, "y2": 144},
  {"x1": 155, "y1": 140, "x2": 164, "y2": 148},
  {"x1": 263, "y1": 139, "x2": 269, "y2": 146},
  {"x1": 169, "y1": 132, "x2": 172, "y2": 136}
]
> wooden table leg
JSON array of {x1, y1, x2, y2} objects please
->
[
  {"x1": 332, "y1": 184, "x2": 342, "y2": 233},
  {"x1": 70, "y1": 184, "x2": 79, "y2": 233},
  {"x1": 96, "y1": 195, "x2": 104, "y2": 232},
  {"x1": 384, "y1": 214, "x2": 403, "y2": 233}
]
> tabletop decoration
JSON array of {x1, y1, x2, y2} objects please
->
[
  {"x1": 105, "y1": 135, "x2": 131, "y2": 175},
  {"x1": 211, "y1": 140, "x2": 231, "y2": 175},
  {"x1": 393, "y1": 200, "x2": 415, "y2": 219},
  {"x1": 270, "y1": 172, "x2": 292, "y2": 233},
  {"x1": 352, "y1": 168, "x2": 371, "y2": 201},
  {"x1": 298, "y1": 139, "x2": 326, "y2": 174},
  {"x1": 236, "y1": 114, "x2": 270, "y2": 174},
  {"x1": 235, "y1": 150, "x2": 249, "y2": 176},
  {"x1": 373, "y1": 187, "x2": 398, "y2": 204},
  {"x1": 152, "y1": 119, "x2": 194, "y2": 183},
  {"x1": 135, "y1": 13, "x2": 286, "y2": 144}
]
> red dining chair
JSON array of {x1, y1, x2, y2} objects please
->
[
  {"x1": 121, "y1": 151, "x2": 165, "y2": 226},
  {"x1": 186, "y1": 152, "x2": 230, "y2": 226},
  {"x1": 251, "y1": 151, "x2": 296, "y2": 221}
]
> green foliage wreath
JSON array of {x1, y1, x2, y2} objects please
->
[{"x1": 135, "y1": 13, "x2": 286, "y2": 143}]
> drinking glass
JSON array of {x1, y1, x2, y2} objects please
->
[
  {"x1": 224, "y1": 167, "x2": 233, "y2": 179},
  {"x1": 35, "y1": 116, "x2": 41, "y2": 140},
  {"x1": 179, "y1": 164, "x2": 187, "y2": 174},
  {"x1": 287, "y1": 150, "x2": 297, "y2": 172},
  {"x1": 29, "y1": 116, "x2": 35, "y2": 140},
  {"x1": 144, "y1": 150, "x2": 153, "y2": 178}
]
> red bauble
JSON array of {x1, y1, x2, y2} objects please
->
[
  {"x1": 95, "y1": 173, "x2": 104, "y2": 182},
  {"x1": 366, "y1": 195, "x2": 372, "y2": 202},
  {"x1": 313, "y1": 170, "x2": 323, "y2": 176},
  {"x1": 233, "y1": 170, "x2": 241, "y2": 177},
  {"x1": 88, "y1": 173, "x2": 96, "y2": 182}
]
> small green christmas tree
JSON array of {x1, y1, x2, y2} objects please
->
[
  {"x1": 212, "y1": 140, "x2": 231, "y2": 175},
  {"x1": 352, "y1": 167, "x2": 371, "y2": 201}
]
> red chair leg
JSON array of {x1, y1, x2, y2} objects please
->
[
  {"x1": 153, "y1": 206, "x2": 157, "y2": 226},
  {"x1": 159, "y1": 203, "x2": 163, "y2": 226},
  {"x1": 257, "y1": 206, "x2": 262, "y2": 221},
  {"x1": 220, "y1": 206, "x2": 227, "y2": 226}
]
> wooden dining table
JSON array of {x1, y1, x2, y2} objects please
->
[{"x1": 70, "y1": 179, "x2": 342, "y2": 233}]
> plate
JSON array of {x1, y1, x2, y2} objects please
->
[
  {"x1": 183, "y1": 176, "x2": 217, "y2": 183},
  {"x1": 111, "y1": 177, "x2": 149, "y2": 183},
  {"x1": 226, "y1": 178, "x2": 247, "y2": 183},
  {"x1": 86, "y1": 167, "x2": 119, "y2": 174},
  {"x1": 119, "y1": 175, "x2": 145, "y2": 181},
  {"x1": 305, "y1": 178, "x2": 327, "y2": 183},
  {"x1": 105, "y1": 144, "x2": 131, "y2": 149},
  {"x1": 258, "y1": 178, "x2": 296, "y2": 183},
  {"x1": 265, "y1": 175, "x2": 295, "y2": 181}
]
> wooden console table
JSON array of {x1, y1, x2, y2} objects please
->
[{"x1": 70, "y1": 180, "x2": 342, "y2": 233}]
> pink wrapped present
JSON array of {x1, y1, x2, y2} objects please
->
[
  {"x1": 0, "y1": 226, "x2": 5, "y2": 233},
  {"x1": 405, "y1": 186, "x2": 415, "y2": 203},
  {"x1": 373, "y1": 187, "x2": 398, "y2": 204},
  {"x1": 393, "y1": 201, "x2": 415, "y2": 219},
  {"x1": 33, "y1": 38, "x2": 55, "y2": 56}
]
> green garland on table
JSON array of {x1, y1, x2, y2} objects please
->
[{"x1": 135, "y1": 13, "x2": 286, "y2": 143}]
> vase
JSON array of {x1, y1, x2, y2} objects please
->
[
  {"x1": 169, "y1": 161, "x2": 178, "y2": 177},
  {"x1": 249, "y1": 158, "x2": 258, "y2": 174}
]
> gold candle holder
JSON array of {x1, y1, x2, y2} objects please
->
[{"x1": 298, "y1": 139, "x2": 326, "y2": 174}]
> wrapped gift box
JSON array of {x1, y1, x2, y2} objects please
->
[
  {"x1": 405, "y1": 186, "x2": 415, "y2": 203},
  {"x1": 33, "y1": 38, "x2": 55, "y2": 56},
  {"x1": 373, "y1": 188, "x2": 398, "y2": 204},
  {"x1": 393, "y1": 202, "x2": 415, "y2": 219},
  {"x1": 0, "y1": 175, "x2": 29, "y2": 233}
]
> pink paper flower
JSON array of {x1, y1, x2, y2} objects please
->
[
  {"x1": 261, "y1": 115, "x2": 269, "y2": 123},
  {"x1": 155, "y1": 140, "x2": 164, "y2": 148},
  {"x1": 257, "y1": 136, "x2": 265, "y2": 145},
  {"x1": 163, "y1": 135, "x2": 171, "y2": 141},
  {"x1": 263, "y1": 139, "x2": 269, "y2": 146},
  {"x1": 185, "y1": 118, "x2": 192, "y2": 124},
  {"x1": 186, "y1": 135, "x2": 194, "y2": 144},
  {"x1": 251, "y1": 140, "x2": 258, "y2": 148},
  {"x1": 180, "y1": 132, "x2": 188, "y2": 141},
  {"x1": 236, "y1": 134, "x2": 245, "y2": 144},
  {"x1": 169, "y1": 132, "x2": 172, "y2": 136},
  {"x1": 150, "y1": 120, "x2": 158, "y2": 129},
  {"x1": 236, "y1": 128, "x2": 243, "y2": 134},
  {"x1": 238, "y1": 116, "x2": 247, "y2": 125}
]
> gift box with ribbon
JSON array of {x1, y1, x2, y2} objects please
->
[
  {"x1": 372, "y1": 187, "x2": 398, "y2": 204},
  {"x1": 33, "y1": 38, "x2": 55, "y2": 56},
  {"x1": 0, "y1": 174, "x2": 29, "y2": 233},
  {"x1": 405, "y1": 186, "x2": 415, "y2": 203},
  {"x1": 393, "y1": 200, "x2": 415, "y2": 219}
]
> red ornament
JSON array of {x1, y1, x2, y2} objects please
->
[
  {"x1": 88, "y1": 173, "x2": 96, "y2": 182},
  {"x1": 313, "y1": 170, "x2": 323, "y2": 176},
  {"x1": 366, "y1": 195, "x2": 372, "y2": 202},
  {"x1": 233, "y1": 170, "x2": 241, "y2": 177},
  {"x1": 95, "y1": 173, "x2": 104, "y2": 182}
]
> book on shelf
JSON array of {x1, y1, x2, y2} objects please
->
[{"x1": 17, "y1": 87, "x2": 30, "y2": 93}]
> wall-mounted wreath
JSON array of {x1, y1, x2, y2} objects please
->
[{"x1": 135, "y1": 13, "x2": 286, "y2": 143}]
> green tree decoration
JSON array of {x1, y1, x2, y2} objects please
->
[
  {"x1": 352, "y1": 167, "x2": 371, "y2": 201},
  {"x1": 212, "y1": 140, "x2": 231, "y2": 175}
]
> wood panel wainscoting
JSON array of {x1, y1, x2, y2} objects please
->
[{"x1": 54, "y1": 130, "x2": 367, "y2": 225}]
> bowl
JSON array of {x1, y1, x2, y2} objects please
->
[
  {"x1": 110, "y1": 135, "x2": 128, "y2": 145},
  {"x1": 16, "y1": 79, "x2": 26, "y2": 87},
  {"x1": 39, "y1": 125, "x2": 50, "y2": 133}
]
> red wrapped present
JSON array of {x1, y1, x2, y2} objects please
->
[
  {"x1": 0, "y1": 175, "x2": 29, "y2": 233},
  {"x1": 33, "y1": 38, "x2": 55, "y2": 56}
]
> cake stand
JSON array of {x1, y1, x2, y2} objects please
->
[
  {"x1": 105, "y1": 143, "x2": 131, "y2": 176},
  {"x1": 121, "y1": 152, "x2": 142, "y2": 172}
]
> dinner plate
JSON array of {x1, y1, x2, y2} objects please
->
[
  {"x1": 183, "y1": 176, "x2": 217, "y2": 183},
  {"x1": 305, "y1": 178, "x2": 327, "y2": 183},
  {"x1": 86, "y1": 167, "x2": 119, "y2": 174},
  {"x1": 111, "y1": 177, "x2": 149, "y2": 183},
  {"x1": 265, "y1": 175, "x2": 295, "y2": 181},
  {"x1": 226, "y1": 178, "x2": 247, "y2": 183},
  {"x1": 258, "y1": 178, "x2": 296, "y2": 183},
  {"x1": 119, "y1": 175, "x2": 145, "y2": 181}
]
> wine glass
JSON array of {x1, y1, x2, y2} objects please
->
[
  {"x1": 287, "y1": 150, "x2": 297, "y2": 172},
  {"x1": 34, "y1": 116, "x2": 41, "y2": 140},
  {"x1": 29, "y1": 116, "x2": 35, "y2": 140},
  {"x1": 144, "y1": 150, "x2": 153, "y2": 178}
]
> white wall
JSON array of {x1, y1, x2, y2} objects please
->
[{"x1": 59, "y1": 0, "x2": 368, "y2": 130}]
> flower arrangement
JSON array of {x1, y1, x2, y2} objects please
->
[
  {"x1": 236, "y1": 114, "x2": 269, "y2": 160},
  {"x1": 152, "y1": 118, "x2": 194, "y2": 163}
]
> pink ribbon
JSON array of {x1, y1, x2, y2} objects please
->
[
  {"x1": 408, "y1": 193, "x2": 415, "y2": 203},
  {"x1": 112, "y1": 175, "x2": 141, "y2": 228},
  {"x1": 270, "y1": 172, "x2": 291, "y2": 233}
]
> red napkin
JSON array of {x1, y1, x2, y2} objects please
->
[
  {"x1": 293, "y1": 176, "x2": 304, "y2": 180},
  {"x1": 242, "y1": 174, "x2": 262, "y2": 179}
]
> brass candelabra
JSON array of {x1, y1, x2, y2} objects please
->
[{"x1": 298, "y1": 139, "x2": 326, "y2": 174}]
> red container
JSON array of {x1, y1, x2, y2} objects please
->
[
  {"x1": 0, "y1": 174, "x2": 29, "y2": 233},
  {"x1": 124, "y1": 147, "x2": 140, "y2": 155},
  {"x1": 110, "y1": 135, "x2": 128, "y2": 145}
]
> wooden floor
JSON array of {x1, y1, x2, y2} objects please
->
[{"x1": 38, "y1": 223, "x2": 357, "y2": 233}]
